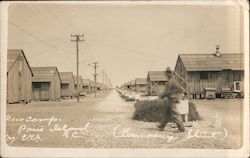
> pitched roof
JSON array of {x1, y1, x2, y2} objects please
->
[
  {"x1": 135, "y1": 78, "x2": 147, "y2": 85},
  {"x1": 178, "y1": 53, "x2": 244, "y2": 71},
  {"x1": 32, "y1": 67, "x2": 59, "y2": 73},
  {"x1": 148, "y1": 71, "x2": 167, "y2": 81},
  {"x1": 96, "y1": 82, "x2": 105, "y2": 87},
  {"x1": 31, "y1": 67, "x2": 61, "y2": 82},
  {"x1": 73, "y1": 75, "x2": 83, "y2": 84},
  {"x1": 82, "y1": 79, "x2": 91, "y2": 86},
  {"x1": 59, "y1": 72, "x2": 75, "y2": 83},
  {"x1": 7, "y1": 49, "x2": 33, "y2": 76}
]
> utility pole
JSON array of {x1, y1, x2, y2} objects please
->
[
  {"x1": 101, "y1": 69, "x2": 104, "y2": 91},
  {"x1": 101, "y1": 69, "x2": 104, "y2": 83},
  {"x1": 106, "y1": 74, "x2": 108, "y2": 90},
  {"x1": 71, "y1": 34, "x2": 84, "y2": 102},
  {"x1": 104, "y1": 71, "x2": 107, "y2": 91},
  {"x1": 101, "y1": 69, "x2": 106, "y2": 91},
  {"x1": 89, "y1": 62, "x2": 99, "y2": 98}
]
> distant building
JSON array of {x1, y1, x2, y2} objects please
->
[
  {"x1": 82, "y1": 79, "x2": 91, "y2": 93},
  {"x1": 96, "y1": 82, "x2": 101, "y2": 91},
  {"x1": 7, "y1": 49, "x2": 33, "y2": 103},
  {"x1": 96, "y1": 82, "x2": 105, "y2": 91},
  {"x1": 121, "y1": 80, "x2": 135, "y2": 91},
  {"x1": 129, "y1": 80, "x2": 136, "y2": 91},
  {"x1": 135, "y1": 78, "x2": 148, "y2": 92},
  {"x1": 74, "y1": 75, "x2": 83, "y2": 95},
  {"x1": 31, "y1": 67, "x2": 61, "y2": 101},
  {"x1": 174, "y1": 51, "x2": 244, "y2": 99},
  {"x1": 90, "y1": 80, "x2": 96, "y2": 92},
  {"x1": 122, "y1": 82, "x2": 130, "y2": 89},
  {"x1": 59, "y1": 72, "x2": 75, "y2": 98},
  {"x1": 147, "y1": 71, "x2": 167, "y2": 96}
]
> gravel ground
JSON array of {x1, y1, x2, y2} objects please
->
[{"x1": 6, "y1": 90, "x2": 243, "y2": 148}]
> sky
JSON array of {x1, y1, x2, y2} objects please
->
[{"x1": 7, "y1": 3, "x2": 242, "y2": 87}]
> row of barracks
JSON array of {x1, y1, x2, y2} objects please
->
[
  {"x1": 7, "y1": 49, "x2": 108, "y2": 104},
  {"x1": 119, "y1": 47, "x2": 244, "y2": 99}
]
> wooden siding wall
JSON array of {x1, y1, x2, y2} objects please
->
[
  {"x1": 148, "y1": 81, "x2": 166, "y2": 96},
  {"x1": 82, "y1": 80, "x2": 91, "y2": 93},
  {"x1": 135, "y1": 84, "x2": 147, "y2": 92},
  {"x1": 130, "y1": 85, "x2": 136, "y2": 91},
  {"x1": 74, "y1": 81, "x2": 83, "y2": 94},
  {"x1": 7, "y1": 61, "x2": 19, "y2": 103},
  {"x1": 61, "y1": 84, "x2": 68, "y2": 97},
  {"x1": 70, "y1": 78, "x2": 75, "y2": 97},
  {"x1": 61, "y1": 77, "x2": 74, "y2": 97},
  {"x1": 61, "y1": 83, "x2": 69, "y2": 97},
  {"x1": 53, "y1": 73, "x2": 61, "y2": 99},
  {"x1": 82, "y1": 86, "x2": 90, "y2": 92},
  {"x1": 175, "y1": 57, "x2": 244, "y2": 96},
  {"x1": 32, "y1": 82, "x2": 50, "y2": 100},
  {"x1": 187, "y1": 70, "x2": 244, "y2": 94},
  {"x1": 7, "y1": 55, "x2": 32, "y2": 103},
  {"x1": 32, "y1": 71, "x2": 61, "y2": 101},
  {"x1": 61, "y1": 83, "x2": 70, "y2": 97}
]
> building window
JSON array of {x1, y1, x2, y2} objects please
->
[
  {"x1": 200, "y1": 72, "x2": 208, "y2": 80},
  {"x1": 235, "y1": 82, "x2": 241, "y2": 91},
  {"x1": 233, "y1": 72, "x2": 241, "y2": 81},
  {"x1": 157, "y1": 81, "x2": 166, "y2": 85},
  {"x1": 41, "y1": 82, "x2": 50, "y2": 90},
  {"x1": 33, "y1": 82, "x2": 41, "y2": 89},
  {"x1": 61, "y1": 83, "x2": 69, "y2": 89}
]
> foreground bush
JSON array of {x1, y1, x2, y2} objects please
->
[{"x1": 132, "y1": 98, "x2": 201, "y2": 122}]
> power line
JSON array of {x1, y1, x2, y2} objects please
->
[
  {"x1": 15, "y1": 5, "x2": 161, "y2": 60},
  {"x1": 8, "y1": 20, "x2": 72, "y2": 55},
  {"x1": 86, "y1": 35, "x2": 163, "y2": 59},
  {"x1": 37, "y1": 5, "x2": 71, "y2": 35},
  {"x1": 22, "y1": 5, "x2": 70, "y2": 39},
  {"x1": 19, "y1": 5, "x2": 69, "y2": 43}
]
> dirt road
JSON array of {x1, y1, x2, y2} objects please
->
[{"x1": 6, "y1": 90, "x2": 243, "y2": 148}]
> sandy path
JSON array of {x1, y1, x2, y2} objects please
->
[{"x1": 6, "y1": 90, "x2": 243, "y2": 148}]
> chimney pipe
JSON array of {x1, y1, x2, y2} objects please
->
[{"x1": 215, "y1": 45, "x2": 221, "y2": 57}]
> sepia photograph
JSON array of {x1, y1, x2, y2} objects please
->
[{"x1": 0, "y1": 0, "x2": 249, "y2": 157}]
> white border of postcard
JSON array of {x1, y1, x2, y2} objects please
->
[{"x1": 1, "y1": 1, "x2": 249, "y2": 158}]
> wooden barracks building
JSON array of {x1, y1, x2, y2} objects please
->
[
  {"x1": 129, "y1": 80, "x2": 136, "y2": 91},
  {"x1": 59, "y1": 72, "x2": 75, "y2": 98},
  {"x1": 174, "y1": 48, "x2": 244, "y2": 99},
  {"x1": 7, "y1": 49, "x2": 33, "y2": 103},
  {"x1": 31, "y1": 67, "x2": 61, "y2": 101},
  {"x1": 135, "y1": 78, "x2": 147, "y2": 92},
  {"x1": 147, "y1": 71, "x2": 167, "y2": 96}
]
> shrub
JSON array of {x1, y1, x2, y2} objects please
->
[{"x1": 132, "y1": 98, "x2": 201, "y2": 122}]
